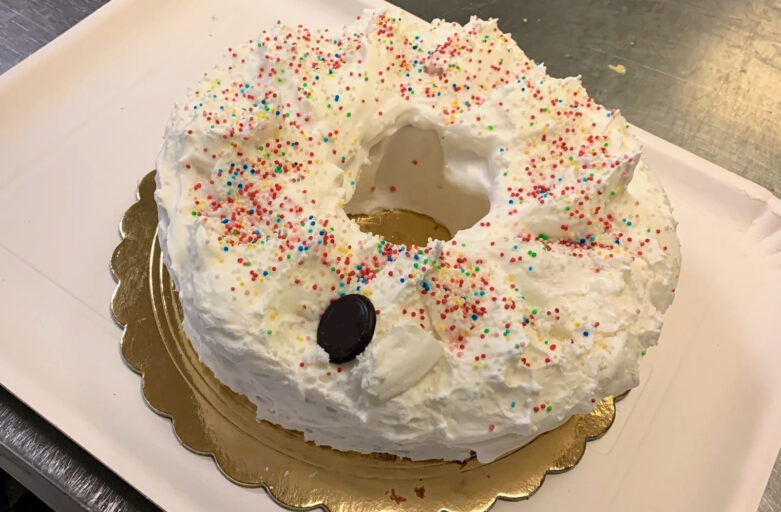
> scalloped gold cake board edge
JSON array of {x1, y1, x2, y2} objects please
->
[{"x1": 110, "y1": 171, "x2": 625, "y2": 512}]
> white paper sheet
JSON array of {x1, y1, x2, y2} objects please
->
[{"x1": 0, "y1": 1, "x2": 778, "y2": 510}]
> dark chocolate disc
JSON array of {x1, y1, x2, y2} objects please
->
[{"x1": 317, "y1": 294, "x2": 376, "y2": 364}]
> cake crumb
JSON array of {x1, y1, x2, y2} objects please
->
[
  {"x1": 608, "y1": 64, "x2": 627, "y2": 75},
  {"x1": 389, "y1": 488, "x2": 407, "y2": 504}
]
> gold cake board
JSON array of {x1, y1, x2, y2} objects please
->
[{"x1": 111, "y1": 171, "x2": 623, "y2": 512}]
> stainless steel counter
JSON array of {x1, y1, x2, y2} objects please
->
[{"x1": 0, "y1": 0, "x2": 778, "y2": 510}]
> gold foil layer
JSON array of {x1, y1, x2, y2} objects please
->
[
  {"x1": 348, "y1": 209, "x2": 452, "y2": 245},
  {"x1": 111, "y1": 171, "x2": 624, "y2": 512}
]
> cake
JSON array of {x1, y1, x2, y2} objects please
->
[{"x1": 155, "y1": 8, "x2": 681, "y2": 463}]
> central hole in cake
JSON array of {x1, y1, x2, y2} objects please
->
[{"x1": 344, "y1": 125, "x2": 491, "y2": 246}]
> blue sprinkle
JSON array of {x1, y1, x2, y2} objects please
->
[{"x1": 221, "y1": 219, "x2": 229, "y2": 224}]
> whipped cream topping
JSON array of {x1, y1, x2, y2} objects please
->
[{"x1": 155, "y1": 8, "x2": 681, "y2": 462}]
